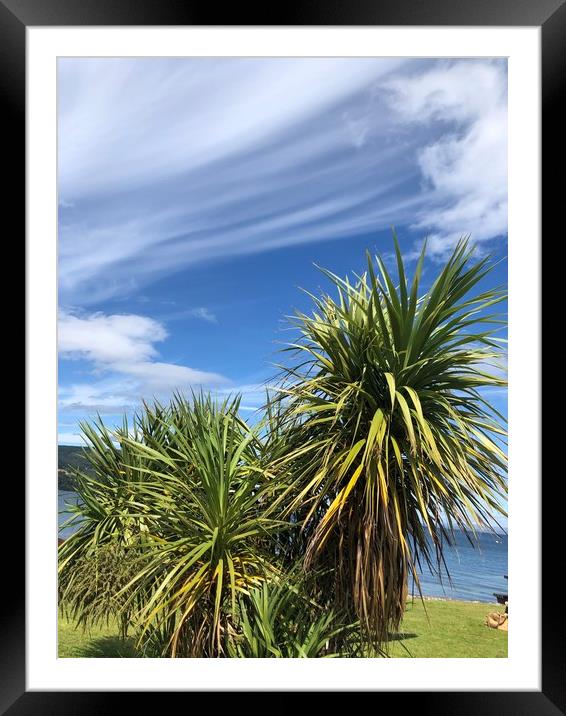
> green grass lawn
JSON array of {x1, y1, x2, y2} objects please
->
[
  {"x1": 58, "y1": 598, "x2": 507, "y2": 658},
  {"x1": 57, "y1": 617, "x2": 139, "y2": 658},
  {"x1": 386, "y1": 598, "x2": 507, "y2": 658}
]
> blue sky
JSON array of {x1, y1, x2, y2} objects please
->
[{"x1": 58, "y1": 57, "x2": 508, "y2": 445}]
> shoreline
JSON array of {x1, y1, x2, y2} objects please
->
[{"x1": 408, "y1": 595, "x2": 500, "y2": 605}]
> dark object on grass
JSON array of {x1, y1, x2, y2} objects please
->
[{"x1": 493, "y1": 590, "x2": 508, "y2": 614}]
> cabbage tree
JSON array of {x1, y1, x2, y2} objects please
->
[{"x1": 272, "y1": 236, "x2": 507, "y2": 651}]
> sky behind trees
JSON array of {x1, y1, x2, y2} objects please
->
[{"x1": 58, "y1": 57, "x2": 508, "y2": 445}]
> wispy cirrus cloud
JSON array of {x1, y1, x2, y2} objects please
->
[
  {"x1": 57, "y1": 57, "x2": 426, "y2": 304},
  {"x1": 58, "y1": 58, "x2": 508, "y2": 304},
  {"x1": 186, "y1": 307, "x2": 217, "y2": 323},
  {"x1": 58, "y1": 58, "x2": 406, "y2": 201},
  {"x1": 57, "y1": 58, "x2": 508, "y2": 441}
]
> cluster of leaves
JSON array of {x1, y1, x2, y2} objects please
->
[
  {"x1": 61, "y1": 394, "x2": 284, "y2": 657},
  {"x1": 227, "y1": 578, "x2": 357, "y2": 658},
  {"x1": 270, "y1": 237, "x2": 507, "y2": 646},
  {"x1": 59, "y1": 236, "x2": 507, "y2": 657}
]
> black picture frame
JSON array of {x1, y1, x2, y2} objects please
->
[{"x1": 6, "y1": 0, "x2": 556, "y2": 710}]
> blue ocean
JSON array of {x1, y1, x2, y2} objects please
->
[
  {"x1": 58, "y1": 490, "x2": 507, "y2": 603},
  {"x1": 411, "y1": 529, "x2": 507, "y2": 603}
]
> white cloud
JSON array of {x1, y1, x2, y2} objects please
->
[
  {"x1": 57, "y1": 431, "x2": 86, "y2": 446},
  {"x1": 59, "y1": 311, "x2": 227, "y2": 411},
  {"x1": 218, "y1": 382, "x2": 268, "y2": 403},
  {"x1": 57, "y1": 58, "x2": 507, "y2": 302},
  {"x1": 119, "y1": 361, "x2": 223, "y2": 389},
  {"x1": 214, "y1": 382, "x2": 285, "y2": 416},
  {"x1": 342, "y1": 110, "x2": 371, "y2": 149},
  {"x1": 187, "y1": 307, "x2": 217, "y2": 323},
  {"x1": 383, "y1": 61, "x2": 507, "y2": 258},
  {"x1": 59, "y1": 311, "x2": 166, "y2": 364},
  {"x1": 58, "y1": 58, "x2": 404, "y2": 201},
  {"x1": 57, "y1": 57, "x2": 421, "y2": 303}
]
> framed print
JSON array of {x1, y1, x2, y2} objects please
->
[{"x1": 5, "y1": 0, "x2": 557, "y2": 710}]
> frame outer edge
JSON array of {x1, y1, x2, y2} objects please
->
[
  {"x1": 0, "y1": 0, "x2": 26, "y2": 714},
  {"x1": 542, "y1": 2, "x2": 566, "y2": 711},
  {"x1": 10, "y1": 0, "x2": 561, "y2": 710}
]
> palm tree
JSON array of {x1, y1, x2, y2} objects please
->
[
  {"x1": 59, "y1": 393, "x2": 286, "y2": 657},
  {"x1": 271, "y1": 235, "x2": 507, "y2": 652}
]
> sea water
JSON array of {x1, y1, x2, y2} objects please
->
[
  {"x1": 412, "y1": 529, "x2": 507, "y2": 603},
  {"x1": 58, "y1": 490, "x2": 507, "y2": 603}
]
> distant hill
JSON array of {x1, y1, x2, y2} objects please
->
[{"x1": 58, "y1": 445, "x2": 93, "y2": 491}]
